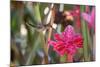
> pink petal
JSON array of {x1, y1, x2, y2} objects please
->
[
  {"x1": 66, "y1": 44, "x2": 77, "y2": 55},
  {"x1": 54, "y1": 33, "x2": 62, "y2": 41},
  {"x1": 48, "y1": 41, "x2": 57, "y2": 46},
  {"x1": 53, "y1": 43, "x2": 66, "y2": 56},
  {"x1": 82, "y1": 12, "x2": 91, "y2": 23},
  {"x1": 73, "y1": 34, "x2": 83, "y2": 48},
  {"x1": 91, "y1": 7, "x2": 95, "y2": 22},
  {"x1": 81, "y1": 7, "x2": 95, "y2": 29},
  {"x1": 64, "y1": 25, "x2": 75, "y2": 39},
  {"x1": 91, "y1": 7, "x2": 95, "y2": 28}
]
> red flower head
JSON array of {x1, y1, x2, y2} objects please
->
[{"x1": 49, "y1": 25, "x2": 83, "y2": 56}]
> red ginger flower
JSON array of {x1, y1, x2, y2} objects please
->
[{"x1": 49, "y1": 25, "x2": 83, "y2": 56}]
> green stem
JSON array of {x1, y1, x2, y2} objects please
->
[
  {"x1": 80, "y1": 6, "x2": 90, "y2": 61},
  {"x1": 26, "y1": 31, "x2": 40, "y2": 65},
  {"x1": 33, "y1": 3, "x2": 41, "y2": 23},
  {"x1": 60, "y1": 54, "x2": 66, "y2": 63},
  {"x1": 26, "y1": 3, "x2": 48, "y2": 64}
]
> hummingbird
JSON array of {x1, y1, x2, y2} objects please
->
[
  {"x1": 24, "y1": 3, "x2": 55, "y2": 32},
  {"x1": 25, "y1": 22, "x2": 53, "y2": 32}
]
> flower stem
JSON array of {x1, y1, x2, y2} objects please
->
[
  {"x1": 67, "y1": 54, "x2": 73, "y2": 63},
  {"x1": 44, "y1": 5, "x2": 55, "y2": 64}
]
